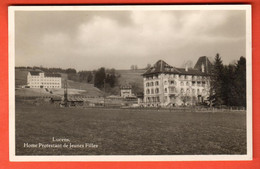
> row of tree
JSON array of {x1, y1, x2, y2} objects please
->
[
  {"x1": 209, "y1": 54, "x2": 246, "y2": 108},
  {"x1": 15, "y1": 66, "x2": 77, "y2": 74},
  {"x1": 94, "y1": 68, "x2": 118, "y2": 89}
]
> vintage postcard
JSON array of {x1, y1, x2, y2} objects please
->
[{"x1": 8, "y1": 5, "x2": 252, "y2": 161}]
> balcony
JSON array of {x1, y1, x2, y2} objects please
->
[
  {"x1": 168, "y1": 81, "x2": 176, "y2": 86},
  {"x1": 169, "y1": 88, "x2": 178, "y2": 94}
]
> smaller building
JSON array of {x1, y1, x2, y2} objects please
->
[
  {"x1": 67, "y1": 97, "x2": 84, "y2": 106},
  {"x1": 120, "y1": 85, "x2": 133, "y2": 98},
  {"x1": 50, "y1": 97, "x2": 62, "y2": 104},
  {"x1": 27, "y1": 71, "x2": 62, "y2": 88}
]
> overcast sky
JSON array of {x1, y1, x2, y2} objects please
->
[{"x1": 15, "y1": 10, "x2": 246, "y2": 71}]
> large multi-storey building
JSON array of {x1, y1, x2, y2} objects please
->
[
  {"x1": 142, "y1": 56, "x2": 212, "y2": 107},
  {"x1": 27, "y1": 71, "x2": 62, "y2": 88}
]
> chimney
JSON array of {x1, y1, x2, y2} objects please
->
[
  {"x1": 185, "y1": 65, "x2": 188, "y2": 72},
  {"x1": 201, "y1": 64, "x2": 205, "y2": 73}
]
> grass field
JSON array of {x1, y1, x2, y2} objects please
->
[{"x1": 15, "y1": 101, "x2": 247, "y2": 155}]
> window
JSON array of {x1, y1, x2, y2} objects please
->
[
  {"x1": 164, "y1": 88, "x2": 168, "y2": 93},
  {"x1": 151, "y1": 89, "x2": 154, "y2": 94},
  {"x1": 202, "y1": 81, "x2": 206, "y2": 87},
  {"x1": 147, "y1": 97, "x2": 150, "y2": 102},
  {"x1": 169, "y1": 87, "x2": 176, "y2": 93},
  {"x1": 170, "y1": 81, "x2": 175, "y2": 85},
  {"x1": 150, "y1": 82, "x2": 154, "y2": 86},
  {"x1": 146, "y1": 83, "x2": 149, "y2": 87},
  {"x1": 146, "y1": 89, "x2": 150, "y2": 94},
  {"x1": 155, "y1": 88, "x2": 159, "y2": 93},
  {"x1": 155, "y1": 81, "x2": 159, "y2": 86}
]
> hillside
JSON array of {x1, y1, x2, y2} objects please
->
[
  {"x1": 15, "y1": 69, "x2": 28, "y2": 87},
  {"x1": 15, "y1": 69, "x2": 103, "y2": 97},
  {"x1": 15, "y1": 68, "x2": 146, "y2": 97},
  {"x1": 116, "y1": 69, "x2": 145, "y2": 93}
]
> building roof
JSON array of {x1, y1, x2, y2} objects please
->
[
  {"x1": 45, "y1": 73, "x2": 61, "y2": 77},
  {"x1": 67, "y1": 97, "x2": 84, "y2": 102},
  {"x1": 175, "y1": 68, "x2": 207, "y2": 76},
  {"x1": 143, "y1": 57, "x2": 212, "y2": 76},
  {"x1": 120, "y1": 85, "x2": 132, "y2": 89},
  {"x1": 50, "y1": 97, "x2": 62, "y2": 101},
  {"x1": 142, "y1": 60, "x2": 181, "y2": 76},
  {"x1": 29, "y1": 71, "x2": 42, "y2": 76},
  {"x1": 194, "y1": 56, "x2": 213, "y2": 74},
  {"x1": 29, "y1": 71, "x2": 61, "y2": 77}
]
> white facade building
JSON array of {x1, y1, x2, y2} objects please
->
[
  {"x1": 120, "y1": 85, "x2": 132, "y2": 98},
  {"x1": 142, "y1": 56, "x2": 212, "y2": 107},
  {"x1": 27, "y1": 71, "x2": 62, "y2": 88}
]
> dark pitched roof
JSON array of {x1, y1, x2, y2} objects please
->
[
  {"x1": 29, "y1": 71, "x2": 42, "y2": 76},
  {"x1": 194, "y1": 56, "x2": 213, "y2": 74},
  {"x1": 45, "y1": 73, "x2": 61, "y2": 77},
  {"x1": 120, "y1": 85, "x2": 132, "y2": 89},
  {"x1": 175, "y1": 68, "x2": 207, "y2": 76},
  {"x1": 143, "y1": 58, "x2": 211, "y2": 76},
  {"x1": 50, "y1": 97, "x2": 62, "y2": 101},
  {"x1": 142, "y1": 60, "x2": 181, "y2": 76},
  {"x1": 29, "y1": 71, "x2": 61, "y2": 77},
  {"x1": 67, "y1": 97, "x2": 84, "y2": 102}
]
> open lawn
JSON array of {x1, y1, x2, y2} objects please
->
[{"x1": 15, "y1": 101, "x2": 246, "y2": 155}]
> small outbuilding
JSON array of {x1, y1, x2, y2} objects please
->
[{"x1": 120, "y1": 85, "x2": 132, "y2": 98}]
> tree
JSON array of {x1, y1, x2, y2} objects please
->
[
  {"x1": 94, "y1": 67, "x2": 106, "y2": 89},
  {"x1": 222, "y1": 64, "x2": 237, "y2": 106},
  {"x1": 208, "y1": 55, "x2": 246, "y2": 108},
  {"x1": 234, "y1": 56, "x2": 246, "y2": 107},
  {"x1": 105, "y1": 74, "x2": 116, "y2": 88},
  {"x1": 94, "y1": 67, "x2": 118, "y2": 89},
  {"x1": 66, "y1": 68, "x2": 77, "y2": 74},
  {"x1": 87, "y1": 72, "x2": 93, "y2": 83},
  {"x1": 209, "y1": 53, "x2": 224, "y2": 107}
]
